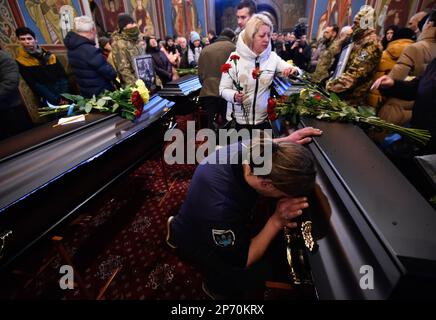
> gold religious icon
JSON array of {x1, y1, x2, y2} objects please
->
[{"x1": 302, "y1": 221, "x2": 315, "y2": 252}]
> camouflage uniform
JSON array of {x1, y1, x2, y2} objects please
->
[
  {"x1": 326, "y1": 7, "x2": 382, "y2": 106},
  {"x1": 111, "y1": 31, "x2": 145, "y2": 87},
  {"x1": 311, "y1": 37, "x2": 348, "y2": 84}
]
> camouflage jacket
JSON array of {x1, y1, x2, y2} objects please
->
[
  {"x1": 326, "y1": 29, "x2": 382, "y2": 106},
  {"x1": 111, "y1": 31, "x2": 145, "y2": 86},
  {"x1": 311, "y1": 37, "x2": 348, "y2": 84}
]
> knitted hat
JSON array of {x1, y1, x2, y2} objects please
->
[
  {"x1": 190, "y1": 31, "x2": 201, "y2": 43},
  {"x1": 118, "y1": 13, "x2": 134, "y2": 31}
]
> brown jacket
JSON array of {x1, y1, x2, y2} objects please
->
[
  {"x1": 198, "y1": 37, "x2": 236, "y2": 97},
  {"x1": 376, "y1": 27, "x2": 436, "y2": 128},
  {"x1": 389, "y1": 27, "x2": 436, "y2": 80}
]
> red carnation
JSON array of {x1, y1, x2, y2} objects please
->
[
  {"x1": 131, "y1": 91, "x2": 144, "y2": 110},
  {"x1": 314, "y1": 94, "x2": 322, "y2": 101},
  {"x1": 134, "y1": 109, "x2": 142, "y2": 118},
  {"x1": 252, "y1": 67, "x2": 261, "y2": 80},
  {"x1": 220, "y1": 63, "x2": 232, "y2": 73},
  {"x1": 230, "y1": 54, "x2": 240, "y2": 61},
  {"x1": 267, "y1": 97, "x2": 277, "y2": 121}
]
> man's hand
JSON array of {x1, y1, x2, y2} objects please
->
[
  {"x1": 371, "y1": 75, "x2": 394, "y2": 91},
  {"x1": 275, "y1": 127, "x2": 323, "y2": 145},
  {"x1": 271, "y1": 197, "x2": 309, "y2": 229}
]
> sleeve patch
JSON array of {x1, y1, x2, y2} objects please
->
[{"x1": 212, "y1": 229, "x2": 235, "y2": 247}]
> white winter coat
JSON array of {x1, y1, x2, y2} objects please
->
[{"x1": 219, "y1": 30, "x2": 291, "y2": 125}]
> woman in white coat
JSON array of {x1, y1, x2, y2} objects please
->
[{"x1": 219, "y1": 14, "x2": 298, "y2": 130}]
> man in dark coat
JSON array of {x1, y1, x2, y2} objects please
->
[
  {"x1": 198, "y1": 28, "x2": 236, "y2": 130},
  {"x1": 64, "y1": 16, "x2": 117, "y2": 98},
  {"x1": 0, "y1": 46, "x2": 32, "y2": 140}
]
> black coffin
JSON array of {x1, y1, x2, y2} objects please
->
[
  {"x1": 302, "y1": 119, "x2": 436, "y2": 299},
  {"x1": 0, "y1": 95, "x2": 175, "y2": 269},
  {"x1": 272, "y1": 77, "x2": 436, "y2": 299},
  {"x1": 158, "y1": 75, "x2": 201, "y2": 115}
]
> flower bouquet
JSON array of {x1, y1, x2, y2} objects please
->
[
  {"x1": 221, "y1": 54, "x2": 249, "y2": 122},
  {"x1": 269, "y1": 75, "x2": 431, "y2": 145},
  {"x1": 38, "y1": 80, "x2": 150, "y2": 121}
]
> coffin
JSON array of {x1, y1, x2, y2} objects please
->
[
  {"x1": 0, "y1": 95, "x2": 175, "y2": 269},
  {"x1": 274, "y1": 77, "x2": 436, "y2": 299}
]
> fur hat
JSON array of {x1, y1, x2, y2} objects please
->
[
  {"x1": 190, "y1": 31, "x2": 201, "y2": 43},
  {"x1": 118, "y1": 13, "x2": 134, "y2": 31},
  {"x1": 353, "y1": 5, "x2": 376, "y2": 30}
]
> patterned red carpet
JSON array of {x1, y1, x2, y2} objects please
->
[
  {"x1": 0, "y1": 116, "x2": 311, "y2": 300},
  {"x1": 2, "y1": 157, "x2": 208, "y2": 300}
]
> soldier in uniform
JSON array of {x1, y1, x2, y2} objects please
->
[
  {"x1": 326, "y1": 6, "x2": 382, "y2": 106},
  {"x1": 111, "y1": 13, "x2": 145, "y2": 87},
  {"x1": 311, "y1": 26, "x2": 352, "y2": 86}
]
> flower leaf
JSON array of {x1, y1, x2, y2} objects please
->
[
  {"x1": 96, "y1": 98, "x2": 107, "y2": 108},
  {"x1": 85, "y1": 102, "x2": 93, "y2": 113}
]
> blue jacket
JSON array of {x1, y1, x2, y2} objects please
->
[{"x1": 64, "y1": 31, "x2": 116, "y2": 98}]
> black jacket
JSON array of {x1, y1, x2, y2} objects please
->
[
  {"x1": 64, "y1": 31, "x2": 116, "y2": 98},
  {"x1": 148, "y1": 49, "x2": 172, "y2": 85},
  {"x1": 0, "y1": 50, "x2": 21, "y2": 110},
  {"x1": 383, "y1": 58, "x2": 436, "y2": 153}
]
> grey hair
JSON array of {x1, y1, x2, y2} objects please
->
[{"x1": 74, "y1": 16, "x2": 95, "y2": 33}]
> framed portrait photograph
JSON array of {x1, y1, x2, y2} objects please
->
[
  {"x1": 133, "y1": 54, "x2": 155, "y2": 90},
  {"x1": 331, "y1": 42, "x2": 354, "y2": 80}
]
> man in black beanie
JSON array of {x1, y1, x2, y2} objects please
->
[
  {"x1": 111, "y1": 13, "x2": 145, "y2": 86},
  {"x1": 117, "y1": 13, "x2": 135, "y2": 32}
]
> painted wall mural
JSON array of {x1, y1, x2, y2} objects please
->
[
  {"x1": 163, "y1": 0, "x2": 207, "y2": 37},
  {"x1": 95, "y1": 0, "x2": 126, "y2": 33},
  {"x1": 14, "y1": 0, "x2": 82, "y2": 44},
  {"x1": 130, "y1": 0, "x2": 155, "y2": 36},
  {"x1": 311, "y1": 0, "x2": 366, "y2": 40},
  {"x1": 418, "y1": 0, "x2": 436, "y2": 11},
  {"x1": 376, "y1": 0, "x2": 418, "y2": 29},
  {"x1": 0, "y1": 0, "x2": 18, "y2": 46}
]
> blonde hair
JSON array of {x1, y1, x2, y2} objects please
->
[{"x1": 242, "y1": 13, "x2": 273, "y2": 49}]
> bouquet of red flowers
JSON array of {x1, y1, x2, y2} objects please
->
[{"x1": 269, "y1": 75, "x2": 431, "y2": 145}]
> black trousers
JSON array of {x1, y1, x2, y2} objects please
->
[
  {"x1": 200, "y1": 96, "x2": 227, "y2": 130},
  {"x1": 0, "y1": 105, "x2": 32, "y2": 141}
]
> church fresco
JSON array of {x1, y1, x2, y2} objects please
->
[
  {"x1": 130, "y1": 0, "x2": 155, "y2": 36},
  {"x1": 311, "y1": 0, "x2": 366, "y2": 40},
  {"x1": 14, "y1": 0, "x2": 82, "y2": 44},
  {"x1": 95, "y1": 0, "x2": 126, "y2": 33},
  {"x1": 0, "y1": 0, "x2": 18, "y2": 46},
  {"x1": 163, "y1": 0, "x2": 207, "y2": 37}
]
